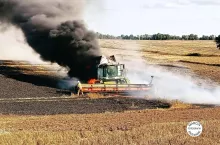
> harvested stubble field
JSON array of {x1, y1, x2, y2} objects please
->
[{"x1": 0, "y1": 40, "x2": 220, "y2": 144}]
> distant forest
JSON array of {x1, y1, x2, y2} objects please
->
[{"x1": 96, "y1": 32, "x2": 218, "y2": 40}]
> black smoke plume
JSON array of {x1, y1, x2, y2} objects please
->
[
  {"x1": 215, "y1": 35, "x2": 220, "y2": 49},
  {"x1": 0, "y1": 0, "x2": 101, "y2": 81}
]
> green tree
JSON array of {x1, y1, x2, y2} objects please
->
[
  {"x1": 209, "y1": 35, "x2": 215, "y2": 40},
  {"x1": 200, "y1": 35, "x2": 209, "y2": 40},
  {"x1": 188, "y1": 34, "x2": 198, "y2": 40},
  {"x1": 182, "y1": 35, "x2": 189, "y2": 40}
]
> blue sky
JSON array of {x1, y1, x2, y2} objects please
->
[{"x1": 84, "y1": 0, "x2": 220, "y2": 36}]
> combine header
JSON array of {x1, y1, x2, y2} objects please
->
[
  {"x1": 75, "y1": 55, "x2": 154, "y2": 95},
  {"x1": 81, "y1": 84, "x2": 152, "y2": 94}
]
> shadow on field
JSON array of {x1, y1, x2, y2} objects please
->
[
  {"x1": 0, "y1": 64, "x2": 60, "y2": 89},
  {"x1": 0, "y1": 98, "x2": 171, "y2": 115}
]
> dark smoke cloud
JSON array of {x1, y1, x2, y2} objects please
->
[
  {"x1": 0, "y1": 0, "x2": 101, "y2": 81},
  {"x1": 215, "y1": 35, "x2": 220, "y2": 49}
]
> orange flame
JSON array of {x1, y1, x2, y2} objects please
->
[{"x1": 88, "y1": 78, "x2": 97, "y2": 84}]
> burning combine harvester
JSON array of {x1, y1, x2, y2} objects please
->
[{"x1": 73, "y1": 55, "x2": 154, "y2": 95}]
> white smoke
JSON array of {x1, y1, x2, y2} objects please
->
[
  {"x1": 57, "y1": 77, "x2": 79, "y2": 90},
  {"x1": 0, "y1": 24, "x2": 45, "y2": 63},
  {"x1": 117, "y1": 41, "x2": 220, "y2": 105}
]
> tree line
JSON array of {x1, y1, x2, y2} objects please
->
[
  {"x1": 96, "y1": 32, "x2": 216, "y2": 40},
  {"x1": 96, "y1": 32, "x2": 220, "y2": 49}
]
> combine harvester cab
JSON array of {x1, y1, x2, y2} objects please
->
[{"x1": 81, "y1": 55, "x2": 154, "y2": 95}]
